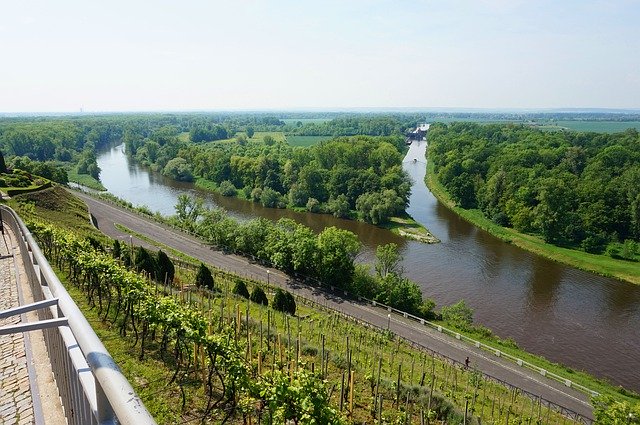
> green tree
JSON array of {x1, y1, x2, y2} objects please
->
[
  {"x1": 316, "y1": 227, "x2": 360, "y2": 287},
  {"x1": 218, "y1": 180, "x2": 237, "y2": 197},
  {"x1": 163, "y1": 157, "x2": 194, "y2": 182},
  {"x1": 246, "y1": 127, "x2": 255, "y2": 138},
  {"x1": 233, "y1": 279, "x2": 250, "y2": 299},
  {"x1": 441, "y1": 300, "x2": 474, "y2": 327},
  {"x1": 273, "y1": 288, "x2": 296, "y2": 315},
  {"x1": 250, "y1": 286, "x2": 268, "y2": 306},
  {"x1": 174, "y1": 195, "x2": 204, "y2": 230},
  {"x1": 260, "y1": 187, "x2": 282, "y2": 208},
  {"x1": 156, "y1": 250, "x2": 175, "y2": 284},
  {"x1": 134, "y1": 247, "x2": 157, "y2": 278},
  {"x1": 0, "y1": 150, "x2": 7, "y2": 174},
  {"x1": 375, "y1": 243, "x2": 403, "y2": 278},
  {"x1": 195, "y1": 262, "x2": 215, "y2": 290},
  {"x1": 112, "y1": 239, "x2": 121, "y2": 259}
]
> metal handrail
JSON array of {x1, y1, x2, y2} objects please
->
[{"x1": 0, "y1": 205, "x2": 156, "y2": 425}]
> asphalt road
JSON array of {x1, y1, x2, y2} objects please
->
[{"x1": 74, "y1": 190, "x2": 594, "y2": 421}]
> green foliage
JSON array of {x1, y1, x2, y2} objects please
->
[
  {"x1": 134, "y1": 246, "x2": 157, "y2": 277},
  {"x1": 174, "y1": 194, "x2": 204, "y2": 231},
  {"x1": 218, "y1": 180, "x2": 237, "y2": 197},
  {"x1": 162, "y1": 157, "x2": 193, "y2": 182},
  {"x1": 273, "y1": 288, "x2": 296, "y2": 315},
  {"x1": 249, "y1": 286, "x2": 268, "y2": 306},
  {"x1": 375, "y1": 243, "x2": 403, "y2": 278},
  {"x1": 259, "y1": 368, "x2": 345, "y2": 424},
  {"x1": 112, "y1": 239, "x2": 122, "y2": 259},
  {"x1": 593, "y1": 395, "x2": 640, "y2": 424},
  {"x1": 156, "y1": 250, "x2": 175, "y2": 284},
  {"x1": 195, "y1": 262, "x2": 215, "y2": 290},
  {"x1": 260, "y1": 187, "x2": 282, "y2": 208},
  {"x1": 9, "y1": 157, "x2": 68, "y2": 184},
  {"x1": 315, "y1": 227, "x2": 360, "y2": 287},
  {"x1": 232, "y1": 279, "x2": 250, "y2": 299},
  {"x1": 77, "y1": 144, "x2": 101, "y2": 180},
  {"x1": 441, "y1": 300, "x2": 474, "y2": 327},
  {"x1": 0, "y1": 150, "x2": 6, "y2": 174},
  {"x1": 429, "y1": 123, "x2": 640, "y2": 250}
]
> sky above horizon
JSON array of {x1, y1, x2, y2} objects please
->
[{"x1": 2, "y1": 0, "x2": 639, "y2": 112}]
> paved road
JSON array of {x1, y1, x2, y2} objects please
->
[{"x1": 75, "y1": 190, "x2": 594, "y2": 421}]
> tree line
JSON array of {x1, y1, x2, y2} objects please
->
[
  {"x1": 133, "y1": 132, "x2": 412, "y2": 225},
  {"x1": 428, "y1": 123, "x2": 640, "y2": 259},
  {"x1": 171, "y1": 194, "x2": 437, "y2": 319}
]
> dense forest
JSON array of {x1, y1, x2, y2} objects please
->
[
  {"x1": 428, "y1": 123, "x2": 640, "y2": 259},
  {"x1": 127, "y1": 123, "x2": 413, "y2": 225}
]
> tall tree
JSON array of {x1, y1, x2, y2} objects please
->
[{"x1": 0, "y1": 150, "x2": 6, "y2": 174}]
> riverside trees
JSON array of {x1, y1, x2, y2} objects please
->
[
  {"x1": 169, "y1": 196, "x2": 437, "y2": 319},
  {"x1": 429, "y1": 123, "x2": 640, "y2": 259}
]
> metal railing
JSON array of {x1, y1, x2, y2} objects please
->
[{"x1": 0, "y1": 205, "x2": 156, "y2": 425}]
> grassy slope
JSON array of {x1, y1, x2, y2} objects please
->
[
  {"x1": 66, "y1": 169, "x2": 107, "y2": 191},
  {"x1": 425, "y1": 160, "x2": 640, "y2": 285}
]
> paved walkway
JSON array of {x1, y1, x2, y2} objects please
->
[{"x1": 0, "y1": 229, "x2": 35, "y2": 424}]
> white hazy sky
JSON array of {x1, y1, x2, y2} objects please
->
[{"x1": 2, "y1": 0, "x2": 639, "y2": 112}]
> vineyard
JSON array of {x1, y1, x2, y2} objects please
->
[{"x1": 29, "y1": 220, "x2": 581, "y2": 424}]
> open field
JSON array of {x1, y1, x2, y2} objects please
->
[
  {"x1": 285, "y1": 135, "x2": 332, "y2": 146},
  {"x1": 281, "y1": 118, "x2": 333, "y2": 125},
  {"x1": 537, "y1": 120, "x2": 640, "y2": 133}
]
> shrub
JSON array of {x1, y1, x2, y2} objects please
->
[
  {"x1": 273, "y1": 288, "x2": 296, "y2": 315},
  {"x1": 219, "y1": 180, "x2": 237, "y2": 197},
  {"x1": 233, "y1": 279, "x2": 250, "y2": 299},
  {"x1": 156, "y1": 250, "x2": 175, "y2": 284},
  {"x1": 135, "y1": 246, "x2": 157, "y2": 278},
  {"x1": 195, "y1": 262, "x2": 215, "y2": 290},
  {"x1": 441, "y1": 300, "x2": 474, "y2": 327},
  {"x1": 250, "y1": 286, "x2": 268, "y2": 306}
]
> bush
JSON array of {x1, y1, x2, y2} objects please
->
[
  {"x1": 135, "y1": 246, "x2": 157, "y2": 278},
  {"x1": 233, "y1": 279, "x2": 250, "y2": 299},
  {"x1": 441, "y1": 300, "x2": 474, "y2": 327},
  {"x1": 195, "y1": 262, "x2": 215, "y2": 290},
  {"x1": 156, "y1": 250, "x2": 175, "y2": 284},
  {"x1": 219, "y1": 180, "x2": 237, "y2": 197},
  {"x1": 273, "y1": 288, "x2": 296, "y2": 315},
  {"x1": 306, "y1": 197, "x2": 321, "y2": 213},
  {"x1": 250, "y1": 286, "x2": 268, "y2": 306}
]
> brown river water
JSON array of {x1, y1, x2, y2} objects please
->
[{"x1": 97, "y1": 141, "x2": 640, "y2": 392}]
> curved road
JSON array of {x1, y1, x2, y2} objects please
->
[{"x1": 73, "y1": 190, "x2": 594, "y2": 421}]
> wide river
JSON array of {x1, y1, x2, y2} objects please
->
[{"x1": 97, "y1": 140, "x2": 640, "y2": 391}]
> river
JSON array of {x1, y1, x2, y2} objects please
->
[{"x1": 97, "y1": 140, "x2": 640, "y2": 391}]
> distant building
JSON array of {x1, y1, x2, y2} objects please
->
[{"x1": 406, "y1": 123, "x2": 430, "y2": 142}]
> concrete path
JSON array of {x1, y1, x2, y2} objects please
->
[{"x1": 75, "y1": 190, "x2": 595, "y2": 421}]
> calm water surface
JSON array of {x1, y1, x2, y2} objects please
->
[{"x1": 98, "y1": 141, "x2": 640, "y2": 391}]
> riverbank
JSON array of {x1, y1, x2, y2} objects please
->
[
  {"x1": 425, "y1": 160, "x2": 640, "y2": 285},
  {"x1": 381, "y1": 214, "x2": 440, "y2": 243},
  {"x1": 195, "y1": 176, "x2": 440, "y2": 244}
]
